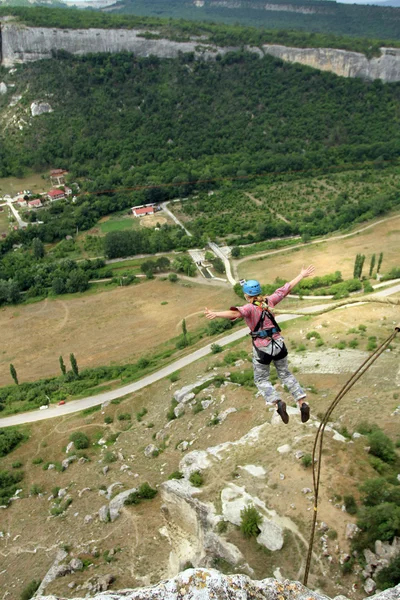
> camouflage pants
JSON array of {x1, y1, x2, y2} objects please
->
[{"x1": 252, "y1": 346, "x2": 306, "y2": 405}]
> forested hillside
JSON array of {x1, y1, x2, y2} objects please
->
[{"x1": 106, "y1": 0, "x2": 400, "y2": 41}]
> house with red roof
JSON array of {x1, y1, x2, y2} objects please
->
[
  {"x1": 28, "y1": 199, "x2": 43, "y2": 209},
  {"x1": 47, "y1": 189, "x2": 65, "y2": 202},
  {"x1": 132, "y1": 204, "x2": 155, "y2": 217}
]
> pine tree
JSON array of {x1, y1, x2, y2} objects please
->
[
  {"x1": 377, "y1": 252, "x2": 383, "y2": 273},
  {"x1": 359, "y1": 254, "x2": 365, "y2": 279},
  {"x1": 70, "y1": 353, "x2": 79, "y2": 377},
  {"x1": 369, "y1": 254, "x2": 376, "y2": 276},
  {"x1": 59, "y1": 355, "x2": 66, "y2": 376},
  {"x1": 353, "y1": 254, "x2": 360, "y2": 279},
  {"x1": 182, "y1": 319, "x2": 188, "y2": 347},
  {"x1": 10, "y1": 364, "x2": 18, "y2": 385}
]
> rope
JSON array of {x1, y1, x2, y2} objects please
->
[{"x1": 303, "y1": 324, "x2": 400, "y2": 587}]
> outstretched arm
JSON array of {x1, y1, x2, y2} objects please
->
[
  {"x1": 204, "y1": 307, "x2": 242, "y2": 320},
  {"x1": 287, "y1": 265, "x2": 315, "y2": 291}
]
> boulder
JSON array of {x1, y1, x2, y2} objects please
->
[
  {"x1": 84, "y1": 515, "x2": 93, "y2": 525},
  {"x1": 174, "y1": 403, "x2": 185, "y2": 418},
  {"x1": 364, "y1": 577, "x2": 376, "y2": 595},
  {"x1": 0, "y1": 82, "x2": 7, "y2": 95},
  {"x1": 277, "y1": 444, "x2": 291, "y2": 454},
  {"x1": 346, "y1": 523, "x2": 361, "y2": 539},
  {"x1": 144, "y1": 444, "x2": 159, "y2": 458},
  {"x1": 69, "y1": 558, "x2": 83, "y2": 572},
  {"x1": 98, "y1": 505, "x2": 109, "y2": 523},
  {"x1": 173, "y1": 376, "x2": 214, "y2": 404},
  {"x1": 109, "y1": 488, "x2": 137, "y2": 522},
  {"x1": 30, "y1": 101, "x2": 53, "y2": 117}
]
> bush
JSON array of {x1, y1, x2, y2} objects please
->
[
  {"x1": 104, "y1": 416, "x2": 113, "y2": 424},
  {"x1": 301, "y1": 454, "x2": 312, "y2": 468},
  {"x1": 20, "y1": 580, "x2": 41, "y2": 600},
  {"x1": 69, "y1": 431, "x2": 89, "y2": 449},
  {"x1": 12, "y1": 461, "x2": 23, "y2": 468},
  {"x1": 169, "y1": 372, "x2": 180, "y2": 382},
  {"x1": 356, "y1": 502, "x2": 400, "y2": 548},
  {"x1": 368, "y1": 430, "x2": 396, "y2": 463},
  {"x1": 216, "y1": 520, "x2": 228, "y2": 533},
  {"x1": 369, "y1": 455, "x2": 391, "y2": 475},
  {"x1": 118, "y1": 413, "x2": 131, "y2": 421},
  {"x1": 124, "y1": 482, "x2": 157, "y2": 505},
  {"x1": 103, "y1": 451, "x2": 117, "y2": 464},
  {"x1": 240, "y1": 505, "x2": 262, "y2": 538},
  {"x1": 30, "y1": 484, "x2": 43, "y2": 496},
  {"x1": 375, "y1": 555, "x2": 400, "y2": 590},
  {"x1": 189, "y1": 471, "x2": 204, "y2": 487},
  {"x1": 167, "y1": 399, "x2": 178, "y2": 421},
  {"x1": 136, "y1": 407, "x2": 148, "y2": 422},
  {"x1": 348, "y1": 339, "x2": 359, "y2": 349},
  {"x1": 0, "y1": 428, "x2": 27, "y2": 457},
  {"x1": 32, "y1": 457, "x2": 43, "y2": 465},
  {"x1": 211, "y1": 343, "x2": 223, "y2": 354},
  {"x1": 0, "y1": 470, "x2": 24, "y2": 506},
  {"x1": 367, "y1": 336, "x2": 377, "y2": 351},
  {"x1": 168, "y1": 471, "x2": 184, "y2": 480},
  {"x1": 344, "y1": 494, "x2": 358, "y2": 515},
  {"x1": 168, "y1": 272, "x2": 178, "y2": 283}
]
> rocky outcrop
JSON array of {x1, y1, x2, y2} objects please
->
[
  {"x1": 262, "y1": 45, "x2": 400, "y2": 82},
  {"x1": 1, "y1": 22, "x2": 400, "y2": 81},
  {"x1": 36, "y1": 569, "x2": 400, "y2": 599}
]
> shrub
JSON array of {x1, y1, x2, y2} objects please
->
[
  {"x1": 20, "y1": 580, "x2": 41, "y2": 600},
  {"x1": 32, "y1": 457, "x2": 43, "y2": 465},
  {"x1": 348, "y1": 339, "x2": 359, "y2": 349},
  {"x1": 369, "y1": 455, "x2": 391, "y2": 475},
  {"x1": 118, "y1": 413, "x2": 131, "y2": 421},
  {"x1": 193, "y1": 401, "x2": 204, "y2": 415},
  {"x1": 167, "y1": 399, "x2": 178, "y2": 421},
  {"x1": 30, "y1": 484, "x2": 43, "y2": 496},
  {"x1": 367, "y1": 336, "x2": 377, "y2": 351},
  {"x1": 0, "y1": 428, "x2": 27, "y2": 457},
  {"x1": 136, "y1": 407, "x2": 148, "y2": 422},
  {"x1": 336, "y1": 341, "x2": 346, "y2": 350},
  {"x1": 358, "y1": 324, "x2": 367, "y2": 332},
  {"x1": 356, "y1": 502, "x2": 400, "y2": 548},
  {"x1": 344, "y1": 494, "x2": 357, "y2": 514},
  {"x1": 306, "y1": 331, "x2": 321, "y2": 340},
  {"x1": 103, "y1": 451, "x2": 117, "y2": 464},
  {"x1": 301, "y1": 454, "x2": 312, "y2": 468},
  {"x1": 104, "y1": 416, "x2": 113, "y2": 424},
  {"x1": 169, "y1": 372, "x2": 180, "y2": 382},
  {"x1": 296, "y1": 343, "x2": 307, "y2": 352},
  {"x1": 368, "y1": 430, "x2": 396, "y2": 463},
  {"x1": 168, "y1": 471, "x2": 184, "y2": 480},
  {"x1": 189, "y1": 471, "x2": 204, "y2": 487},
  {"x1": 12, "y1": 461, "x2": 23, "y2": 468},
  {"x1": 375, "y1": 555, "x2": 400, "y2": 590},
  {"x1": 124, "y1": 482, "x2": 157, "y2": 505},
  {"x1": 0, "y1": 470, "x2": 24, "y2": 506},
  {"x1": 211, "y1": 343, "x2": 223, "y2": 354},
  {"x1": 168, "y1": 272, "x2": 178, "y2": 283},
  {"x1": 240, "y1": 505, "x2": 262, "y2": 538},
  {"x1": 69, "y1": 431, "x2": 89, "y2": 449},
  {"x1": 216, "y1": 520, "x2": 228, "y2": 534},
  {"x1": 51, "y1": 486, "x2": 60, "y2": 498}
]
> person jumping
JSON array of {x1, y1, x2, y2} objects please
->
[{"x1": 204, "y1": 265, "x2": 315, "y2": 424}]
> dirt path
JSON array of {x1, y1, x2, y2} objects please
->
[{"x1": 234, "y1": 212, "x2": 400, "y2": 279}]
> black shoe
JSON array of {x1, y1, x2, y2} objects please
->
[
  {"x1": 300, "y1": 402, "x2": 310, "y2": 423},
  {"x1": 276, "y1": 400, "x2": 289, "y2": 424}
]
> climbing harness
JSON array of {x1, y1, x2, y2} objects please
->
[
  {"x1": 303, "y1": 323, "x2": 400, "y2": 586},
  {"x1": 250, "y1": 302, "x2": 282, "y2": 341}
]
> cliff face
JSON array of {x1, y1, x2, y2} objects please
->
[
  {"x1": 1, "y1": 22, "x2": 400, "y2": 82},
  {"x1": 262, "y1": 44, "x2": 400, "y2": 82},
  {"x1": 36, "y1": 570, "x2": 400, "y2": 600}
]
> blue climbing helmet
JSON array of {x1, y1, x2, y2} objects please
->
[{"x1": 242, "y1": 279, "x2": 262, "y2": 296}]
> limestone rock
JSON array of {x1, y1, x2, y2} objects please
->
[
  {"x1": 177, "y1": 441, "x2": 189, "y2": 452},
  {"x1": 84, "y1": 515, "x2": 93, "y2": 525},
  {"x1": 102, "y1": 466, "x2": 109, "y2": 475},
  {"x1": 98, "y1": 505, "x2": 109, "y2": 523},
  {"x1": 364, "y1": 577, "x2": 377, "y2": 595},
  {"x1": 0, "y1": 82, "x2": 7, "y2": 95},
  {"x1": 69, "y1": 558, "x2": 83, "y2": 571},
  {"x1": 174, "y1": 403, "x2": 185, "y2": 418},
  {"x1": 66, "y1": 441, "x2": 74, "y2": 453},
  {"x1": 219, "y1": 407, "x2": 237, "y2": 423},
  {"x1": 277, "y1": 444, "x2": 291, "y2": 454},
  {"x1": 346, "y1": 523, "x2": 361, "y2": 539},
  {"x1": 144, "y1": 444, "x2": 159, "y2": 458},
  {"x1": 31, "y1": 101, "x2": 53, "y2": 117},
  {"x1": 173, "y1": 376, "x2": 214, "y2": 403},
  {"x1": 62, "y1": 455, "x2": 77, "y2": 470},
  {"x1": 109, "y1": 488, "x2": 137, "y2": 522}
]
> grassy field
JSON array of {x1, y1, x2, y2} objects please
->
[
  {"x1": 237, "y1": 213, "x2": 400, "y2": 283},
  {"x1": 0, "y1": 278, "x2": 238, "y2": 386},
  {"x1": 0, "y1": 173, "x2": 48, "y2": 197}
]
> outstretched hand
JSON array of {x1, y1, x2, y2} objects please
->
[
  {"x1": 204, "y1": 307, "x2": 217, "y2": 320},
  {"x1": 300, "y1": 264, "x2": 315, "y2": 279}
]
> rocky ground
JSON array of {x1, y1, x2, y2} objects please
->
[{"x1": 1, "y1": 303, "x2": 399, "y2": 599}]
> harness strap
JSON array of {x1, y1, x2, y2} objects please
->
[{"x1": 250, "y1": 304, "x2": 281, "y2": 340}]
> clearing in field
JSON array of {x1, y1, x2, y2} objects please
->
[
  {"x1": 0, "y1": 173, "x2": 48, "y2": 197},
  {"x1": 237, "y1": 213, "x2": 400, "y2": 283},
  {"x1": 0, "y1": 278, "x2": 237, "y2": 386}
]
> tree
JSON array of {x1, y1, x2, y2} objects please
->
[
  {"x1": 369, "y1": 253, "x2": 376, "y2": 276},
  {"x1": 168, "y1": 272, "x2": 178, "y2": 283},
  {"x1": 182, "y1": 318, "x2": 188, "y2": 347},
  {"x1": 377, "y1": 252, "x2": 384, "y2": 273},
  {"x1": 59, "y1": 356, "x2": 66, "y2": 376},
  {"x1": 10, "y1": 364, "x2": 18, "y2": 386},
  {"x1": 231, "y1": 246, "x2": 240, "y2": 258},
  {"x1": 70, "y1": 353, "x2": 79, "y2": 377},
  {"x1": 32, "y1": 238, "x2": 44, "y2": 259}
]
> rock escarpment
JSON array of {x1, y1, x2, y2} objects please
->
[
  {"x1": 36, "y1": 569, "x2": 400, "y2": 599},
  {"x1": 0, "y1": 22, "x2": 400, "y2": 82}
]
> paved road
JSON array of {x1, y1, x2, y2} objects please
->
[
  {"x1": 162, "y1": 201, "x2": 192, "y2": 237},
  {"x1": 208, "y1": 242, "x2": 236, "y2": 286},
  {"x1": 5, "y1": 199, "x2": 29, "y2": 228},
  {"x1": 0, "y1": 284, "x2": 398, "y2": 428}
]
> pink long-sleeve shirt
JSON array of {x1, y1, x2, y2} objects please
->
[{"x1": 231, "y1": 283, "x2": 290, "y2": 349}]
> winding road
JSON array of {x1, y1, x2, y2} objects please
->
[{"x1": 1, "y1": 283, "x2": 398, "y2": 429}]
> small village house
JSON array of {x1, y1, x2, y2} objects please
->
[
  {"x1": 131, "y1": 204, "x2": 155, "y2": 217},
  {"x1": 47, "y1": 189, "x2": 65, "y2": 202}
]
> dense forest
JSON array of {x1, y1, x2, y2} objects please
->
[{"x1": 1, "y1": 5, "x2": 400, "y2": 55}]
